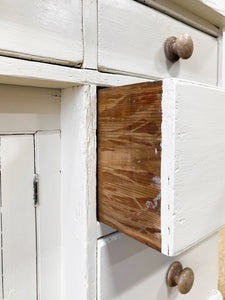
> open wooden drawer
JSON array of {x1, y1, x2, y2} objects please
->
[{"x1": 98, "y1": 79, "x2": 225, "y2": 256}]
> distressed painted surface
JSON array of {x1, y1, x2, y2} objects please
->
[
  {"x1": 61, "y1": 85, "x2": 97, "y2": 299},
  {"x1": 98, "y1": 0, "x2": 218, "y2": 85},
  {"x1": 0, "y1": 0, "x2": 83, "y2": 65},
  {"x1": 82, "y1": 0, "x2": 98, "y2": 69},
  {"x1": 0, "y1": 56, "x2": 148, "y2": 89},
  {"x1": 161, "y1": 79, "x2": 225, "y2": 255},
  {"x1": 98, "y1": 232, "x2": 219, "y2": 300}
]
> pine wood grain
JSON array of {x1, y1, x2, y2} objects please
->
[{"x1": 98, "y1": 81, "x2": 162, "y2": 251}]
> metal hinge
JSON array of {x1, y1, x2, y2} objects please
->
[{"x1": 33, "y1": 174, "x2": 39, "y2": 207}]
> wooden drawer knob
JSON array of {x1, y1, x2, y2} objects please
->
[
  {"x1": 167, "y1": 261, "x2": 194, "y2": 294},
  {"x1": 165, "y1": 33, "x2": 194, "y2": 62}
]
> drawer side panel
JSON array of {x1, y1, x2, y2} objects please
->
[
  {"x1": 98, "y1": 81, "x2": 162, "y2": 251},
  {"x1": 161, "y1": 79, "x2": 225, "y2": 256}
]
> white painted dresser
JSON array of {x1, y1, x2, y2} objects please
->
[{"x1": 0, "y1": 1, "x2": 224, "y2": 300}]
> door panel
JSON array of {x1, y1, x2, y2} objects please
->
[
  {"x1": 1, "y1": 135, "x2": 36, "y2": 300},
  {"x1": 35, "y1": 131, "x2": 61, "y2": 300}
]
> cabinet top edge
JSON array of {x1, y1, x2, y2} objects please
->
[{"x1": 137, "y1": 0, "x2": 221, "y2": 37}]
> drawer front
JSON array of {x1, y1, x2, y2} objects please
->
[
  {"x1": 0, "y1": 0, "x2": 83, "y2": 66},
  {"x1": 98, "y1": 232, "x2": 218, "y2": 300},
  {"x1": 98, "y1": 79, "x2": 225, "y2": 256},
  {"x1": 98, "y1": 0, "x2": 217, "y2": 85}
]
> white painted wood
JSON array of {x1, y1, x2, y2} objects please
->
[
  {"x1": 82, "y1": 0, "x2": 98, "y2": 69},
  {"x1": 217, "y1": 29, "x2": 223, "y2": 87},
  {"x1": 161, "y1": 78, "x2": 225, "y2": 255},
  {"x1": 98, "y1": 232, "x2": 218, "y2": 300},
  {"x1": 208, "y1": 290, "x2": 223, "y2": 300},
  {"x1": 98, "y1": 0, "x2": 218, "y2": 85},
  {"x1": 171, "y1": 0, "x2": 225, "y2": 27},
  {"x1": 0, "y1": 84, "x2": 60, "y2": 133},
  {"x1": 97, "y1": 222, "x2": 116, "y2": 239},
  {"x1": 0, "y1": 56, "x2": 147, "y2": 89},
  {"x1": 0, "y1": 0, "x2": 83, "y2": 66},
  {"x1": 61, "y1": 85, "x2": 97, "y2": 300},
  {"x1": 0, "y1": 2, "x2": 222, "y2": 298},
  {"x1": 1, "y1": 135, "x2": 36, "y2": 300},
  {"x1": 197, "y1": 0, "x2": 225, "y2": 14},
  {"x1": 221, "y1": 30, "x2": 225, "y2": 88},
  {"x1": 0, "y1": 183, "x2": 2, "y2": 300},
  {"x1": 138, "y1": 0, "x2": 219, "y2": 36},
  {"x1": 35, "y1": 131, "x2": 61, "y2": 300}
]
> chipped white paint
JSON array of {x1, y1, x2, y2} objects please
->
[
  {"x1": 0, "y1": 0, "x2": 83, "y2": 66},
  {"x1": 0, "y1": 56, "x2": 147, "y2": 89},
  {"x1": 152, "y1": 176, "x2": 161, "y2": 185},
  {"x1": 162, "y1": 78, "x2": 225, "y2": 256},
  {"x1": 98, "y1": 0, "x2": 218, "y2": 85},
  {"x1": 61, "y1": 85, "x2": 97, "y2": 300},
  {"x1": 161, "y1": 78, "x2": 176, "y2": 256},
  {"x1": 98, "y1": 232, "x2": 219, "y2": 300},
  {"x1": 145, "y1": 192, "x2": 161, "y2": 210}
]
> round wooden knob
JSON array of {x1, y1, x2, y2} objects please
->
[
  {"x1": 165, "y1": 33, "x2": 194, "y2": 62},
  {"x1": 167, "y1": 261, "x2": 194, "y2": 294}
]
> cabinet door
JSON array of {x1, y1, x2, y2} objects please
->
[
  {"x1": 0, "y1": 0, "x2": 83, "y2": 66},
  {"x1": 0, "y1": 131, "x2": 61, "y2": 300},
  {"x1": 1, "y1": 135, "x2": 36, "y2": 300}
]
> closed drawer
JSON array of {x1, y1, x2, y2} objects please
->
[
  {"x1": 0, "y1": 0, "x2": 83, "y2": 66},
  {"x1": 97, "y1": 232, "x2": 219, "y2": 300},
  {"x1": 98, "y1": 79, "x2": 225, "y2": 256},
  {"x1": 98, "y1": 0, "x2": 217, "y2": 85}
]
